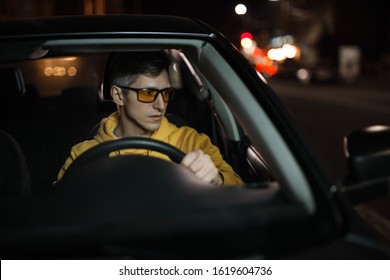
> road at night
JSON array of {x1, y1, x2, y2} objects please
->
[
  {"x1": 268, "y1": 76, "x2": 390, "y2": 243},
  {"x1": 268, "y1": 77, "x2": 390, "y2": 180}
]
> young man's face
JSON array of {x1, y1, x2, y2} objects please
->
[{"x1": 118, "y1": 70, "x2": 171, "y2": 136}]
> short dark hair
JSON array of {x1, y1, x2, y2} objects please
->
[{"x1": 103, "y1": 51, "x2": 170, "y2": 98}]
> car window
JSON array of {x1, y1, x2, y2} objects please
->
[{"x1": 5, "y1": 54, "x2": 106, "y2": 97}]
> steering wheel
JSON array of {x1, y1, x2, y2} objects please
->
[{"x1": 64, "y1": 137, "x2": 186, "y2": 178}]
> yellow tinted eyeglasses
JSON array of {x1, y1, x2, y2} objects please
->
[{"x1": 117, "y1": 86, "x2": 175, "y2": 103}]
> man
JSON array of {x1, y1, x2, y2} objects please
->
[{"x1": 56, "y1": 51, "x2": 243, "y2": 186}]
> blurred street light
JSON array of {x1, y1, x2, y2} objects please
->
[
  {"x1": 240, "y1": 32, "x2": 253, "y2": 48},
  {"x1": 235, "y1": 4, "x2": 247, "y2": 15}
]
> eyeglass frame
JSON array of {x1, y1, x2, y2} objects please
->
[{"x1": 116, "y1": 85, "x2": 175, "y2": 103}]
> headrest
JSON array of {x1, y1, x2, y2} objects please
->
[
  {"x1": 166, "y1": 49, "x2": 208, "y2": 101},
  {"x1": 0, "y1": 67, "x2": 25, "y2": 98}
]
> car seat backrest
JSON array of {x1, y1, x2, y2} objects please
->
[
  {"x1": 0, "y1": 68, "x2": 35, "y2": 196},
  {"x1": 0, "y1": 130, "x2": 31, "y2": 197},
  {"x1": 0, "y1": 67, "x2": 26, "y2": 119},
  {"x1": 0, "y1": 67, "x2": 25, "y2": 99}
]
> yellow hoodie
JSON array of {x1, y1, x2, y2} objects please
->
[{"x1": 56, "y1": 112, "x2": 243, "y2": 186}]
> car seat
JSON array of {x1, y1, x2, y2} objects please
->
[
  {"x1": 0, "y1": 67, "x2": 31, "y2": 197},
  {"x1": 0, "y1": 130, "x2": 31, "y2": 197}
]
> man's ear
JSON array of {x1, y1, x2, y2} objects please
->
[{"x1": 111, "y1": 86, "x2": 124, "y2": 106}]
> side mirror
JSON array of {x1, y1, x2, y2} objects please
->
[{"x1": 341, "y1": 125, "x2": 390, "y2": 204}]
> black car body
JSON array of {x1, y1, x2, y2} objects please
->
[{"x1": 0, "y1": 15, "x2": 389, "y2": 259}]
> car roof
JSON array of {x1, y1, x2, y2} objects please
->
[
  {"x1": 0, "y1": 14, "x2": 214, "y2": 38},
  {"x1": 0, "y1": 14, "x2": 229, "y2": 64}
]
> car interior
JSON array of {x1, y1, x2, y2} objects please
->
[
  {"x1": 0, "y1": 46, "x2": 277, "y2": 194},
  {"x1": 0, "y1": 36, "x2": 334, "y2": 258}
]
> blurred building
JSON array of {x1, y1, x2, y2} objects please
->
[
  {"x1": 237, "y1": 0, "x2": 389, "y2": 81},
  {"x1": 0, "y1": 0, "x2": 125, "y2": 18}
]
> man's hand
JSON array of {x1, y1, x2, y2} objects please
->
[{"x1": 180, "y1": 150, "x2": 223, "y2": 185}]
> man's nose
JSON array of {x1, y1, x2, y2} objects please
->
[{"x1": 152, "y1": 93, "x2": 166, "y2": 110}]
